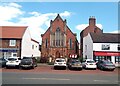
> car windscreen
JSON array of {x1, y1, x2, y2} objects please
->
[
  {"x1": 23, "y1": 57, "x2": 31, "y2": 59},
  {"x1": 104, "y1": 61, "x2": 113, "y2": 65},
  {"x1": 56, "y1": 59, "x2": 65, "y2": 62},
  {"x1": 72, "y1": 60, "x2": 80, "y2": 63},
  {"x1": 8, "y1": 58, "x2": 17, "y2": 61},
  {"x1": 87, "y1": 61, "x2": 95, "y2": 63}
]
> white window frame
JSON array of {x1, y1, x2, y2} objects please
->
[
  {"x1": 9, "y1": 40, "x2": 16, "y2": 46},
  {"x1": 101, "y1": 44, "x2": 110, "y2": 50},
  {"x1": 11, "y1": 53, "x2": 17, "y2": 57}
]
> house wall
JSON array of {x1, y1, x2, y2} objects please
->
[
  {"x1": 93, "y1": 43, "x2": 119, "y2": 52},
  {"x1": 83, "y1": 33, "x2": 93, "y2": 59},
  {"x1": 21, "y1": 28, "x2": 32, "y2": 58},
  {"x1": 0, "y1": 39, "x2": 21, "y2": 59},
  {"x1": 31, "y1": 40, "x2": 40, "y2": 57}
]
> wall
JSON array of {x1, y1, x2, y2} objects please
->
[
  {"x1": 31, "y1": 40, "x2": 41, "y2": 57},
  {"x1": 21, "y1": 28, "x2": 32, "y2": 58},
  {"x1": 83, "y1": 33, "x2": 93, "y2": 59},
  {"x1": 93, "y1": 43, "x2": 119, "y2": 52}
]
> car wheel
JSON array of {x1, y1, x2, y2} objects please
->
[
  {"x1": 16, "y1": 65, "x2": 20, "y2": 69},
  {"x1": 6, "y1": 66, "x2": 9, "y2": 69},
  {"x1": 54, "y1": 66, "x2": 56, "y2": 70},
  {"x1": 110, "y1": 69, "x2": 114, "y2": 71},
  {"x1": 31, "y1": 65, "x2": 35, "y2": 69},
  {"x1": 100, "y1": 66, "x2": 104, "y2": 70},
  {"x1": 84, "y1": 66, "x2": 87, "y2": 70},
  {"x1": 64, "y1": 67, "x2": 66, "y2": 70}
]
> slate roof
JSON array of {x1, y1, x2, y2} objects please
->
[{"x1": 90, "y1": 33, "x2": 120, "y2": 43}]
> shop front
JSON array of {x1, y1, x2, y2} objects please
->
[
  {"x1": 0, "y1": 48, "x2": 20, "y2": 59},
  {"x1": 93, "y1": 51, "x2": 120, "y2": 66}
]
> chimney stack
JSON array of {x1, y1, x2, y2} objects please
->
[{"x1": 89, "y1": 16, "x2": 96, "y2": 27}]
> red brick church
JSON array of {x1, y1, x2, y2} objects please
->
[{"x1": 41, "y1": 14, "x2": 79, "y2": 62}]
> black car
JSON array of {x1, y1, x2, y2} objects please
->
[
  {"x1": 20, "y1": 57, "x2": 37, "y2": 69},
  {"x1": 96, "y1": 60, "x2": 115, "y2": 71},
  {"x1": 0, "y1": 58, "x2": 7, "y2": 68},
  {"x1": 67, "y1": 58, "x2": 82, "y2": 70}
]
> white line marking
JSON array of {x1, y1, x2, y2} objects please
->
[
  {"x1": 115, "y1": 81, "x2": 120, "y2": 82},
  {"x1": 94, "y1": 80, "x2": 109, "y2": 82},
  {"x1": 22, "y1": 77, "x2": 70, "y2": 81}
]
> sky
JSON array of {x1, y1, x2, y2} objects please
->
[{"x1": 0, "y1": 2, "x2": 118, "y2": 44}]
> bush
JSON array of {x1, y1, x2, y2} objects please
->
[
  {"x1": 48, "y1": 62, "x2": 54, "y2": 65},
  {"x1": 40, "y1": 57, "x2": 48, "y2": 63}
]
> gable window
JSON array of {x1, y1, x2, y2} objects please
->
[
  {"x1": 32, "y1": 45, "x2": 34, "y2": 49},
  {"x1": 9, "y1": 40, "x2": 16, "y2": 46},
  {"x1": 45, "y1": 39, "x2": 48, "y2": 48},
  {"x1": 102, "y1": 44, "x2": 110, "y2": 50},
  {"x1": 69, "y1": 39, "x2": 72, "y2": 49},
  {"x1": 118, "y1": 45, "x2": 120, "y2": 51}
]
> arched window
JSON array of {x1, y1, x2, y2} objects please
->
[
  {"x1": 69, "y1": 39, "x2": 72, "y2": 49},
  {"x1": 56, "y1": 27, "x2": 61, "y2": 46},
  {"x1": 45, "y1": 39, "x2": 48, "y2": 48}
]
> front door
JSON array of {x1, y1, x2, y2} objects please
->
[{"x1": 56, "y1": 51, "x2": 60, "y2": 58}]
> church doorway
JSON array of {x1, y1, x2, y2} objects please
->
[{"x1": 56, "y1": 51, "x2": 60, "y2": 58}]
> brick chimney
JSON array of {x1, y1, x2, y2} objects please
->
[{"x1": 89, "y1": 16, "x2": 96, "y2": 27}]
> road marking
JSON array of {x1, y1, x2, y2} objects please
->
[
  {"x1": 22, "y1": 77, "x2": 70, "y2": 81},
  {"x1": 115, "y1": 81, "x2": 120, "y2": 83},
  {"x1": 94, "y1": 80, "x2": 110, "y2": 82}
]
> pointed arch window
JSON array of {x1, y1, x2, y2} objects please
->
[
  {"x1": 69, "y1": 39, "x2": 72, "y2": 49},
  {"x1": 45, "y1": 39, "x2": 48, "y2": 48},
  {"x1": 56, "y1": 27, "x2": 61, "y2": 46}
]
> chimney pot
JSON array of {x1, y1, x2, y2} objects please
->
[{"x1": 89, "y1": 16, "x2": 96, "y2": 26}]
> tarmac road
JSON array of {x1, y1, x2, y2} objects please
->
[{"x1": 1, "y1": 65, "x2": 120, "y2": 84}]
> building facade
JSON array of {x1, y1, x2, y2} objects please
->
[
  {"x1": 83, "y1": 33, "x2": 120, "y2": 66},
  {"x1": 41, "y1": 14, "x2": 79, "y2": 62},
  {"x1": 31, "y1": 39, "x2": 41, "y2": 58},
  {"x1": 0, "y1": 26, "x2": 40, "y2": 59},
  {"x1": 80, "y1": 16, "x2": 103, "y2": 57}
]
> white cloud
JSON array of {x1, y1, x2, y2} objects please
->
[
  {"x1": 0, "y1": 3, "x2": 72, "y2": 44},
  {"x1": 8, "y1": 3, "x2": 22, "y2": 8},
  {"x1": 0, "y1": 3, "x2": 24, "y2": 21},
  {"x1": 60, "y1": 11, "x2": 71, "y2": 17},
  {"x1": 29, "y1": 12, "x2": 41, "y2": 16},
  {"x1": 76, "y1": 24, "x2": 89, "y2": 31},
  {"x1": 76, "y1": 24, "x2": 103, "y2": 31},
  {"x1": 109, "y1": 30, "x2": 120, "y2": 33}
]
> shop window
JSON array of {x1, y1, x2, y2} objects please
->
[
  {"x1": 115, "y1": 56, "x2": 120, "y2": 63},
  {"x1": 102, "y1": 44, "x2": 110, "y2": 50},
  {"x1": 9, "y1": 40, "x2": 16, "y2": 46}
]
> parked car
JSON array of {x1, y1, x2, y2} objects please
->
[
  {"x1": 67, "y1": 59, "x2": 82, "y2": 70},
  {"x1": 6, "y1": 57, "x2": 21, "y2": 68},
  {"x1": 96, "y1": 60, "x2": 115, "y2": 71},
  {"x1": 82, "y1": 59, "x2": 97, "y2": 69},
  {"x1": 20, "y1": 57, "x2": 37, "y2": 69},
  {"x1": 0, "y1": 58, "x2": 7, "y2": 68},
  {"x1": 54, "y1": 58, "x2": 67, "y2": 69}
]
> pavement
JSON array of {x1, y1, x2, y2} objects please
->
[{"x1": 37, "y1": 63, "x2": 53, "y2": 66}]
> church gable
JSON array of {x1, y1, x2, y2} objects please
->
[{"x1": 50, "y1": 14, "x2": 66, "y2": 33}]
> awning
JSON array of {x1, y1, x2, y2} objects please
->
[{"x1": 94, "y1": 51, "x2": 120, "y2": 56}]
